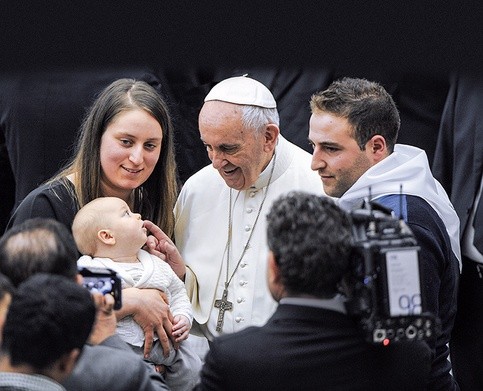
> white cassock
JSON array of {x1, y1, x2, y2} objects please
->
[{"x1": 174, "y1": 135, "x2": 324, "y2": 340}]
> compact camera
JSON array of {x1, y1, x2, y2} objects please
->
[
  {"x1": 79, "y1": 266, "x2": 122, "y2": 310},
  {"x1": 343, "y1": 199, "x2": 439, "y2": 345}
]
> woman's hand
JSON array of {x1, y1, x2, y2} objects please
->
[
  {"x1": 117, "y1": 288, "x2": 178, "y2": 357},
  {"x1": 143, "y1": 220, "x2": 186, "y2": 280}
]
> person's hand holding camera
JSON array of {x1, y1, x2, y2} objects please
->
[{"x1": 87, "y1": 291, "x2": 117, "y2": 345}]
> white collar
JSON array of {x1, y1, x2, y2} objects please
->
[{"x1": 252, "y1": 135, "x2": 292, "y2": 190}]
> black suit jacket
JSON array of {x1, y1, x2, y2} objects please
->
[
  {"x1": 433, "y1": 74, "x2": 483, "y2": 233},
  {"x1": 196, "y1": 304, "x2": 432, "y2": 391}
]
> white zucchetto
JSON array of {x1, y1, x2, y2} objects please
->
[{"x1": 204, "y1": 75, "x2": 277, "y2": 109}]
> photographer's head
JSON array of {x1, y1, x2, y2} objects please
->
[
  {"x1": 308, "y1": 78, "x2": 400, "y2": 198},
  {"x1": 0, "y1": 273, "x2": 96, "y2": 382},
  {"x1": 0, "y1": 218, "x2": 119, "y2": 368},
  {"x1": 266, "y1": 192, "x2": 352, "y2": 300},
  {"x1": 0, "y1": 218, "x2": 79, "y2": 287}
]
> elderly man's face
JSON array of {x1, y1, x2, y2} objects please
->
[{"x1": 199, "y1": 101, "x2": 274, "y2": 190}]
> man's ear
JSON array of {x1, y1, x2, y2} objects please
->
[
  {"x1": 97, "y1": 229, "x2": 116, "y2": 245},
  {"x1": 268, "y1": 252, "x2": 281, "y2": 284},
  {"x1": 262, "y1": 124, "x2": 280, "y2": 153},
  {"x1": 267, "y1": 251, "x2": 284, "y2": 301},
  {"x1": 47, "y1": 348, "x2": 80, "y2": 382},
  {"x1": 367, "y1": 135, "x2": 388, "y2": 163},
  {"x1": 59, "y1": 349, "x2": 80, "y2": 374}
]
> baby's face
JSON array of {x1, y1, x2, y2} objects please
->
[{"x1": 105, "y1": 198, "x2": 148, "y2": 247}]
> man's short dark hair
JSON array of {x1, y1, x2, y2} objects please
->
[
  {"x1": 310, "y1": 77, "x2": 400, "y2": 152},
  {"x1": 1, "y1": 273, "x2": 95, "y2": 370},
  {"x1": 0, "y1": 218, "x2": 79, "y2": 287},
  {"x1": 266, "y1": 191, "x2": 352, "y2": 298}
]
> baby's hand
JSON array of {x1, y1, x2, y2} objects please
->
[{"x1": 171, "y1": 314, "x2": 191, "y2": 343}]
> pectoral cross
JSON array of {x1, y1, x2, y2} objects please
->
[{"x1": 214, "y1": 287, "x2": 233, "y2": 332}]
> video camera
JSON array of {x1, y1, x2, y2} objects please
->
[{"x1": 343, "y1": 198, "x2": 439, "y2": 346}]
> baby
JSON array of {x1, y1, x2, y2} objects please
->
[{"x1": 72, "y1": 196, "x2": 201, "y2": 391}]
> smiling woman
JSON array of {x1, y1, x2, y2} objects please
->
[
  {"x1": 98, "y1": 109, "x2": 163, "y2": 202},
  {"x1": 6, "y1": 78, "x2": 178, "y2": 238},
  {"x1": 5, "y1": 78, "x2": 181, "y2": 370}
]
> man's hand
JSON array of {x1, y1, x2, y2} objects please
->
[
  {"x1": 118, "y1": 288, "x2": 178, "y2": 357},
  {"x1": 88, "y1": 292, "x2": 117, "y2": 345},
  {"x1": 143, "y1": 220, "x2": 186, "y2": 280}
]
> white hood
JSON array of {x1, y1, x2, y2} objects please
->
[{"x1": 338, "y1": 144, "x2": 461, "y2": 266}]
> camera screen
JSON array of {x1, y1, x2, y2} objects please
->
[
  {"x1": 83, "y1": 276, "x2": 115, "y2": 296},
  {"x1": 385, "y1": 248, "x2": 422, "y2": 316}
]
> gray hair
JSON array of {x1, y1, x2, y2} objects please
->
[{"x1": 241, "y1": 105, "x2": 280, "y2": 134}]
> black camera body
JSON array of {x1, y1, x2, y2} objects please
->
[
  {"x1": 344, "y1": 199, "x2": 439, "y2": 345},
  {"x1": 79, "y1": 266, "x2": 123, "y2": 310}
]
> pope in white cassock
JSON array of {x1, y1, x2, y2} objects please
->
[{"x1": 174, "y1": 76, "x2": 324, "y2": 350}]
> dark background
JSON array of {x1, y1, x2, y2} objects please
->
[
  {"x1": 1, "y1": 1, "x2": 482, "y2": 232},
  {"x1": 1, "y1": 2, "x2": 482, "y2": 76}
]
